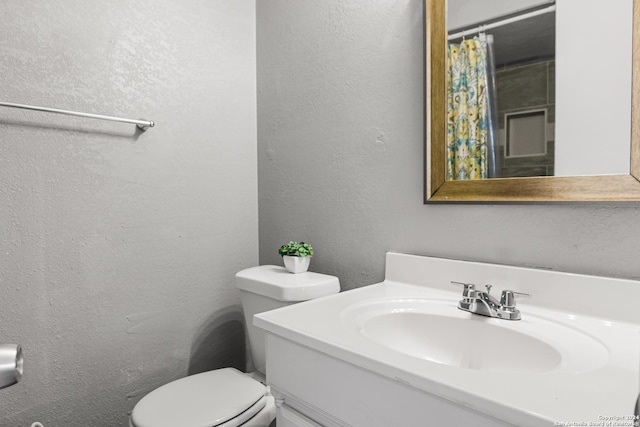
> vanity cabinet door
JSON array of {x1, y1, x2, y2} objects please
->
[{"x1": 277, "y1": 404, "x2": 323, "y2": 427}]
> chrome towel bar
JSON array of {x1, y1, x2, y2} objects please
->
[{"x1": 0, "y1": 101, "x2": 154, "y2": 131}]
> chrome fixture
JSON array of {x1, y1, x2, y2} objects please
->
[
  {"x1": 0, "y1": 101, "x2": 154, "y2": 131},
  {"x1": 0, "y1": 344, "x2": 23, "y2": 389},
  {"x1": 451, "y1": 281, "x2": 530, "y2": 320}
]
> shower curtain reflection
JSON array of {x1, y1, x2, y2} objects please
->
[{"x1": 447, "y1": 34, "x2": 499, "y2": 180}]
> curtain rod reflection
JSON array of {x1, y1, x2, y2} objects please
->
[{"x1": 448, "y1": 5, "x2": 556, "y2": 40}]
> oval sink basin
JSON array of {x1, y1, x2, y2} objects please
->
[{"x1": 342, "y1": 298, "x2": 608, "y2": 374}]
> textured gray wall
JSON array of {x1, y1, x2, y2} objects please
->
[
  {"x1": 256, "y1": 0, "x2": 640, "y2": 290},
  {"x1": 0, "y1": 1, "x2": 256, "y2": 426}
]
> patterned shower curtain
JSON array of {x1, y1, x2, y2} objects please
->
[{"x1": 447, "y1": 36, "x2": 489, "y2": 180}]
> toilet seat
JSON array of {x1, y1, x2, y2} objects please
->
[
  {"x1": 131, "y1": 368, "x2": 268, "y2": 427},
  {"x1": 216, "y1": 396, "x2": 267, "y2": 427}
]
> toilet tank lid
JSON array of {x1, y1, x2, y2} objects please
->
[{"x1": 235, "y1": 265, "x2": 340, "y2": 302}]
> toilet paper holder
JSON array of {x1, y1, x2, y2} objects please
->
[{"x1": 0, "y1": 344, "x2": 23, "y2": 389}]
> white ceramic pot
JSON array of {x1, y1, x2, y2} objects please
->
[{"x1": 283, "y1": 256, "x2": 311, "y2": 274}]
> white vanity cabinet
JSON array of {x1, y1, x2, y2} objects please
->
[
  {"x1": 256, "y1": 253, "x2": 640, "y2": 427},
  {"x1": 265, "y1": 334, "x2": 511, "y2": 427}
]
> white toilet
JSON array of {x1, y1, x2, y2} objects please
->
[{"x1": 129, "y1": 265, "x2": 340, "y2": 427}]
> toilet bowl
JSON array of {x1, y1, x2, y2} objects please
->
[{"x1": 129, "y1": 265, "x2": 340, "y2": 427}]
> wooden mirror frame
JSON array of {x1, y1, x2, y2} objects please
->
[{"x1": 425, "y1": 0, "x2": 640, "y2": 202}]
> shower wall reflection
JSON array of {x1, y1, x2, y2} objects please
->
[{"x1": 496, "y1": 59, "x2": 555, "y2": 177}]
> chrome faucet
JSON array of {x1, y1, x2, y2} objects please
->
[{"x1": 451, "y1": 281, "x2": 530, "y2": 321}]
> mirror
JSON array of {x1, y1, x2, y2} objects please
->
[
  {"x1": 448, "y1": 1, "x2": 557, "y2": 179},
  {"x1": 425, "y1": 0, "x2": 640, "y2": 201}
]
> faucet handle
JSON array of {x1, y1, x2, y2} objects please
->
[
  {"x1": 500, "y1": 290, "x2": 531, "y2": 308},
  {"x1": 450, "y1": 281, "x2": 476, "y2": 298}
]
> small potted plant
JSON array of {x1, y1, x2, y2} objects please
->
[{"x1": 278, "y1": 241, "x2": 314, "y2": 274}]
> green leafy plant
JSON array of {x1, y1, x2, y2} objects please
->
[{"x1": 278, "y1": 241, "x2": 314, "y2": 257}]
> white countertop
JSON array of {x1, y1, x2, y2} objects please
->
[{"x1": 255, "y1": 253, "x2": 640, "y2": 426}]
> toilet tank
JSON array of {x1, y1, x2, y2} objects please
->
[{"x1": 235, "y1": 265, "x2": 340, "y2": 374}]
